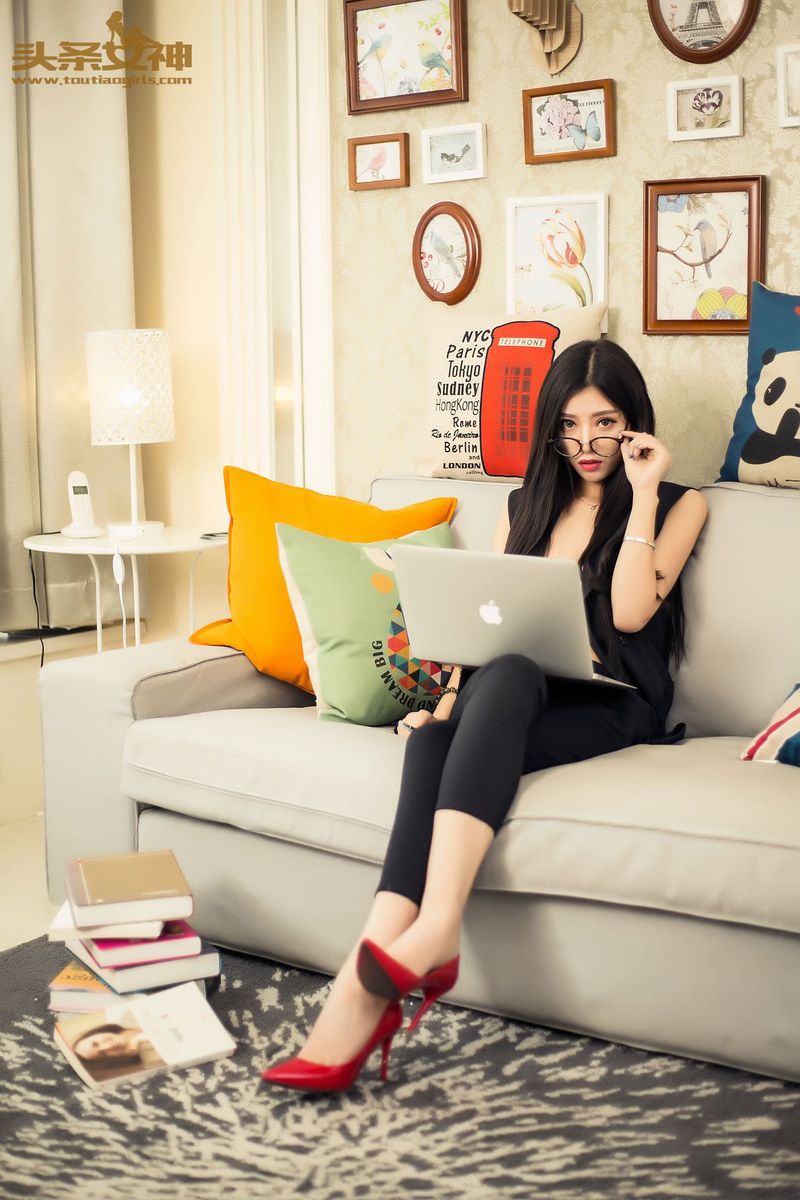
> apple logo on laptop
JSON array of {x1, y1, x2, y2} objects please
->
[{"x1": 479, "y1": 599, "x2": 503, "y2": 625}]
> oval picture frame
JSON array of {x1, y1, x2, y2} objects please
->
[
  {"x1": 412, "y1": 202, "x2": 481, "y2": 305},
  {"x1": 646, "y1": 0, "x2": 760, "y2": 64}
]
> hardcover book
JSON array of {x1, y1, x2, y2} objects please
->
[
  {"x1": 64, "y1": 935, "x2": 220, "y2": 993},
  {"x1": 65, "y1": 850, "x2": 193, "y2": 925},
  {"x1": 48, "y1": 899, "x2": 165, "y2": 943},
  {"x1": 54, "y1": 982, "x2": 236, "y2": 1090},
  {"x1": 84, "y1": 920, "x2": 201, "y2": 968},
  {"x1": 48, "y1": 960, "x2": 145, "y2": 1014}
]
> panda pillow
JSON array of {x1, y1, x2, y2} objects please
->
[{"x1": 719, "y1": 282, "x2": 800, "y2": 489}]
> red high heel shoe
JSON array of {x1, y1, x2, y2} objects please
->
[
  {"x1": 357, "y1": 939, "x2": 460, "y2": 1033},
  {"x1": 261, "y1": 1001, "x2": 403, "y2": 1093}
]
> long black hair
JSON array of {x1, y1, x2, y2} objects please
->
[{"x1": 505, "y1": 338, "x2": 686, "y2": 673}]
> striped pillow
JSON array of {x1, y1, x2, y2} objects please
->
[{"x1": 742, "y1": 684, "x2": 800, "y2": 767}]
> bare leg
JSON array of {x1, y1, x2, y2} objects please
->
[
  {"x1": 298, "y1": 891, "x2": 417, "y2": 1065},
  {"x1": 385, "y1": 809, "x2": 493, "y2": 975},
  {"x1": 298, "y1": 809, "x2": 493, "y2": 1064}
]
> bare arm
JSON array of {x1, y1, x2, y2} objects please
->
[{"x1": 611, "y1": 465, "x2": 708, "y2": 633}]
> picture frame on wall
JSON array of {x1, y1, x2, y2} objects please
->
[
  {"x1": 348, "y1": 132, "x2": 410, "y2": 190},
  {"x1": 646, "y1": 0, "x2": 761, "y2": 66},
  {"x1": 643, "y1": 176, "x2": 765, "y2": 335},
  {"x1": 344, "y1": 0, "x2": 467, "y2": 116},
  {"x1": 412, "y1": 201, "x2": 481, "y2": 305},
  {"x1": 506, "y1": 194, "x2": 608, "y2": 317},
  {"x1": 667, "y1": 76, "x2": 742, "y2": 141},
  {"x1": 421, "y1": 122, "x2": 486, "y2": 183},
  {"x1": 777, "y1": 44, "x2": 800, "y2": 128},
  {"x1": 522, "y1": 79, "x2": 616, "y2": 165}
]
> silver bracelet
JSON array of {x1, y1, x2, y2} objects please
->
[{"x1": 623, "y1": 535, "x2": 656, "y2": 550}]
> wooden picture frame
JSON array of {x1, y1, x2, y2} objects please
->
[
  {"x1": 667, "y1": 76, "x2": 743, "y2": 141},
  {"x1": 643, "y1": 176, "x2": 765, "y2": 335},
  {"x1": 412, "y1": 201, "x2": 481, "y2": 305},
  {"x1": 523, "y1": 79, "x2": 616, "y2": 165},
  {"x1": 347, "y1": 132, "x2": 410, "y2": 190},
  {"x1": 344, "y1": 0, "x2": 467, "y2": 116},
  {"x1": 646, "y1": 0, "x2": 761, "y2": 65}
]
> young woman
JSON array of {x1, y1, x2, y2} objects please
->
[{"x1": 262, "y1": 338, "x2": 708, "y2": 1093}]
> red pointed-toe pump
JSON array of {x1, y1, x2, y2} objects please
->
[
  {"x1": 261, "y1": 1001, "x2": 403, "y2": 1093},
  {"x1": 357, "y1": 939, "x2": 460, "y2": 1033}
]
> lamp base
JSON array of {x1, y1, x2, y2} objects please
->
[{"x1": 106, "y1": 520, "x2": 165, "y2": 540}]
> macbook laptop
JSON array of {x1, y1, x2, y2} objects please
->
[{"x1": 390, "y1": 543, "x2": 635, "y2": 690}]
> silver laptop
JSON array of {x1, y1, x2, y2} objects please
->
[{"x1": 390, "y1": 544, "x2": 634, "y2": 689}]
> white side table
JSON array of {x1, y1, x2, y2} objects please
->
[{"x1": 23, "y1": 529, "x2": 227, "y2": 652}]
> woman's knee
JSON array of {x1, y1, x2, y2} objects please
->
[{"x1": 480, "y1": 653, "x2": 547, "y2": 696}]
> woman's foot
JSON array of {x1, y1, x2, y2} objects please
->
[{"x1": 299, "y1": 955, "x2": 388, "y2": 1067}]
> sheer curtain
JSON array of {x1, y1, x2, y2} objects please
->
[{"x1": 0, "y1": 0, "x2": 137, "y2": 631}]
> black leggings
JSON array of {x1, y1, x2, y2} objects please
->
[{"x1": 377, "y1": 653, "x2": 659, "y2": 906}]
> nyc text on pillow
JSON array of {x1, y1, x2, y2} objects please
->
[{"x1": 419, "y1": 303, "x2": 607, "y2": 481}]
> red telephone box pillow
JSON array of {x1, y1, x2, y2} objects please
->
[{"x1": 419, "y1": 303, "x2": 607, "y2": 480}]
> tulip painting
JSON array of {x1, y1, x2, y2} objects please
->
[
  {"x1": 507, "y1": 195, "x2": 607, "y2": 316},
  {"x1": 539, "y1": 209, "x2": 593, "y2": 306}
]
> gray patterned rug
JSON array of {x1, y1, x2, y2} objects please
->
[{"x1": 1, "y1": 936, "x2": 799, "y2": 1200}]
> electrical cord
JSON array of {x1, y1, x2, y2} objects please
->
[
  {"x1": 27, "y1": 549, "x2": 45, "y2": 668},
  {"x1": 112, "y1": 546, "x2": 127, "y2": 648}
]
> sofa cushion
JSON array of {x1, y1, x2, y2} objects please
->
[
  {"x1": 276, "y1": 520, "x2": 455, "y2": 725},
  {"x1": 122, "y1": 708, "x2": 800, "y2": 935},
  {"x1": 718, "y1": 281, "x2": 800, "y2": 489},
  {"x1": 190, "y1": 467, "x2": 457, "y2": 693}
]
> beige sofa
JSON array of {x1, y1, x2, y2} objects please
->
[{"x1": 40, "y1": 477, "x2": 800, "y2": 1082}]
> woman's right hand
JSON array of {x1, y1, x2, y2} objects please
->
[{"x1": 396, "y1": 710, "x2": 434, "y2": 739}]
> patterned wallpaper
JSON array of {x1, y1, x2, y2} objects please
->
[{"x1": 329, "y1": 0, "x2": 800, "y2": 500}]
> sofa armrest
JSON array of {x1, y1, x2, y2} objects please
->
[{"x1": 40, "y1": 639, "x2": 313, "y2": 903}]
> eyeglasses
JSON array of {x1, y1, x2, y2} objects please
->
[{"x1": 548, "y1": 435, "x2": 623, "y2": 459}]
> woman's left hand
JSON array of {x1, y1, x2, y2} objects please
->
[{"x1": 619, "y1": 430, "x2": 672, "y2": 493}]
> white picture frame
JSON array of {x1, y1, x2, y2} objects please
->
[
  {"x1": 506, "y1": 194, "x2": 608, "y2": 324},
  {"x1": 667, "y1": 76, "x2": 743, "y2": 141},
  {"x1": 777, "y1": 44, "x2": 800, "y2": 128},
  {"x1": 420, "y1": 122, "x2": 486, "y2": 184}
]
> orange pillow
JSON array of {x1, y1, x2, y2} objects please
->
[{"x1": 190, "y1": 468, "x2": 457, "y2": 693}]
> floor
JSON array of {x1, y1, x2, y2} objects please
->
[{"x1": 0, "y1": 815, "x2": 59, "y2": 952}]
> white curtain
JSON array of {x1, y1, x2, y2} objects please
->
[{"x1": 0, "y1": 0, "x2": 138, "y2": 631}]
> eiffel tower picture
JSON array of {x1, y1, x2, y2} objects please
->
[{"x1": 673, "y1": 1, "x2": 728, "y2": 51}]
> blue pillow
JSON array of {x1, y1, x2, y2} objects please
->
[{"x1": 718, "y1": 282, "x2": 800, "y2": 489}]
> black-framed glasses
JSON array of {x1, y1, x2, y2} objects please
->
[{"x1": 548, "y1": 435, "x2": 624, "y2": 459}]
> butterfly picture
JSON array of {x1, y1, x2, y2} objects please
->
[{"x1": 566, "y1": 110, "x2": 601, "y2": 151}]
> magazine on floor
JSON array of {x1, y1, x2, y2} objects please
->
[{"x1": 54, "y1": 982, "x2": 236, "y2": 1090}]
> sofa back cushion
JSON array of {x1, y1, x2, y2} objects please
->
[
  {"x1": 671, "y1": 482, "x2": 800, "y2": 737},
  {"x1": 370, "y1": 476, "x2": 800, "y2": 738}
]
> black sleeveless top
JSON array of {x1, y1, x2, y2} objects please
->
[{"x1": 507, "y1": 481, "x2": 694, "y2": 743}]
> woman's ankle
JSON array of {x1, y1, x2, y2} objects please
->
[{"x1": 386, "y1": 918, "x2": 460, "y2": 976}]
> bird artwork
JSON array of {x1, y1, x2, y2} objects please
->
[
  {"x1": 440, "y1": 143, "x2": 471, "y2": 166},
  {"x1": 418, "y1": 40, "x2": 452, "y2": 80},
  {"x1": 693, "y1": 219, "x2": 718, "y2": 278},
  {"x1": 357, "y1": 145, "x2": 387, "y2": 181},
  {"x1": 358, "y1": 33, "x2": 392, "y2": 67},
  {"x1": 428, "y1": 229, "x2": 464, "y2": 280}
]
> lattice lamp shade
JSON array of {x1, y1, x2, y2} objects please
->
[{"x1": 86, "y1": 329, "x2": 175, "y2": 446}]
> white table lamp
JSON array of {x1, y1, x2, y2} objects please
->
[{"x1": 86, "y1": 329, "x2": 176, "y2": 538}]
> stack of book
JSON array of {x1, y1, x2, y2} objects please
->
[{"x1": 48, "y1": 850, "x2": 235, "y2": 1088}]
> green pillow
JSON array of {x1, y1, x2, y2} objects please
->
[{"x1": 276, "y1": 521, "x2": 455, "y2": 725}]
